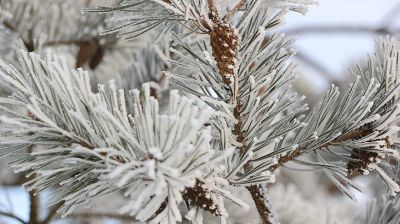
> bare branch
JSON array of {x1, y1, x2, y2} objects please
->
[
  {"x1": 41, "y1": 203, "x2": 63, "y2": 224},
  {"x1": 284, "y1": 25, "x2": 399, "y2": 36},
  {"x1": 224, "y1": 0, "x2": 246, "y2": 21},
  {"x1": 65, "y1": 212, "x2": 133, "y2": 222}
]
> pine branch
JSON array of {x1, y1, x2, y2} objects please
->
[
  {"x1": 268, "y1": 124, "x2": 374, "y2": 172},
  {"x1": 205, "y1": 4, "x2": 273, "y2": 223},
  {"x1": 0, "y1": 51, "x2": 232, "y2": 223}
]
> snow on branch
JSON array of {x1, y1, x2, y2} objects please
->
[
  {"x1": 85, "y1": 0, "x2": 318, "y2": 41},
  {"x1": 84, "y1": 0, "x2": 213, "y2": 40},
  {"x1": 0, "y1": 51, "x2": 242, "y2": 223},
  {"x1": 270, "y1": 36, "x2": 400, "y2": 197},
  {"x1": 0, "y1": 0, "x2": 108, "y2": 46},
  {"x1": 164, "y1": 0, "x2": 400, "y2": 203}
]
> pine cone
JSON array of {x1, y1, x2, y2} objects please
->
[{"x1": 210, "y1": 22, "x2": 239, "y2": 84}]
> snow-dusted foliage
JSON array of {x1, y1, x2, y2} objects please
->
[
  {"x1": 0, "y1": 0, "x2": 400, "y2": 224},
  {"x1": 0, "y1": 52, "x2": 237, "y2": 222},
  {"x1": 0, "y1": 0, "x2": 109, "y2": 43}
]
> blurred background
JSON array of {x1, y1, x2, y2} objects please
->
[{"x1": 0, "y1": 0, "x2": 400, "y2": 223}]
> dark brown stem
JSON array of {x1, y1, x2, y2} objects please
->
[
  {"x1": 41, "y1": 203, "x2": 63, "y2": 224},
  {"x1": 268, "y1": 124, "x2": 374, "y2": 172},
  {"x1": 246, "y1": 185, "x2": 272, "y2": 224},
  {"x1": 27, "y1": 144, "x2": 40, "y2": 224},
  {"x1": 284, "y1": 25, "x2": 399, "y2": 36},
  {"x1": 224, "y1": 0, "x2": 246, "y2": 21},
  {"x1": 28, "y1": 190, "x2": 40, "y2": 224},
  {"x1": 64, "y1": 212, "x2": 133, "y2": 222}
]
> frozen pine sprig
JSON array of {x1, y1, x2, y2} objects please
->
[
  {"x1": 166, "y1": 2, "x2": 309, "y2": 186},
  {"x1": 280, "y1": 37, "x2": 400, "y2": 197},
  {"x1": 0, "y1": 51, "x2": 242, "y2": 223},
  {"x1": 84, "y1": 0, "x2": 213, "y2": 40},
  {"x1": 0, "y1": 0, "x2": 110, "y2": 45},
  {"x1": 155, "y1": 0, "x2": 400, "y2": 221},
  {"x1": 85, "y1": 0, "x2": 318, "y2": 41},
  {"x1": 2, "y1": 0, "x2": 400, "y2": 223}
]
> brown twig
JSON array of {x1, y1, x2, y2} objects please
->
[
  {"x1": 65, "y1": 212, "x2": 133, "y2": 222},
  {"x1": 207, "y1": 0, "x2": 218, "y2": 16},
  {"x1": 28, "y1": 190, "x2": 40, "y2": 224},
  {"x1": 26, "y1": 144, "x2": 40, "y2": 224},
  {"x1": 0, "y1": 211, "x2": 28, "y2": 224},
  {"x1": 246, "y1": 185, "x2": 272, "y2": 224},
  {"x1": 41, "y1": 203, "x2": 63, "y2": 224},
  {"x1": 284, "y1": 25, "x2": 399, "y2": 36},
  {"x1": 223, "y1": 0, "x2": 246, "y2": 21},
  {"x1": 268, "y1": 124, "x2": 374, "y2": 172}
]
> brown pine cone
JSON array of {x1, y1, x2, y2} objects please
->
[{"x1": 210, "y1": 22, "x2": 239, "y2": 85}]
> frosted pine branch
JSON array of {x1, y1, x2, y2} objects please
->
[
  {"x1": 1, "y1": 0, "x2": 400, "y2": 224},
  {"x1": 0, "y1": 51, "x2": 243, "y2": 223}
]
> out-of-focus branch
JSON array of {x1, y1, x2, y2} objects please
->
[
  {"x1": 284, "y1": 25, "x2": 400, "y2": 36},
  {"x1": 28, "y1": 190, "x2": 40, "y2": 224},
  {"x1": 0, "y1": 175, "x2": 26, "y2": 186},
  {"x1": 295, "y1": 52, "x2": 338, "y2": 83},
  {"x1": 0, "y1": 211, "x2": 27, "y2": 224},
  {"x1": 65, "y1": 212, "x2": 133, "y2": 222},
  {"x1": 224, "y1": 0, "x2": 246, "y2": 20},
  {"x1": 41, "y1": 203, "x2": 63, "y2": 224}
]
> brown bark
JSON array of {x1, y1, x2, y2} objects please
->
[{"x1": 247, "y1": 185, "x2": 273, "y2": 224}]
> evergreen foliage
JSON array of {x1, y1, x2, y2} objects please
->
[{"x1": 0, "y1": 0, "x2": 399, "y2": 223}]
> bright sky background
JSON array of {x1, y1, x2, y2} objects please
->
[
  {"x1": 281, "y1": 0, "x2": 400, "y2": 92},
  {"x1": 1, "y1": 1, "x2": 400, "y2": 223}
]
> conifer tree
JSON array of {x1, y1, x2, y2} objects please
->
[{"x1": 0, "y1": 0, "x2": 399, "y2": 223}]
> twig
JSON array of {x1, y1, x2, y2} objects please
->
[
  {"x1": 246, "y1": 185, "x2": 272, "y2": 224},
  {"x1": 224, "y1": 0, "x2": 246, "y2": 21},
  {"x1": 284, "y1": 25, "x2": 399, "y2": 36},
  {"x1": 207, "y1": 0, "x2": 217, "y2": 16},
  {"x1": 41, "y1": 203, "x2": 63, "y2": 224},
  {"x1": 65, "y1": 212, "x2": 133, "y2": 222},
  {"x1": 268, "y1": 124, "x2": 373, "y2": 172},
  {"x1": 0, "y1": 211, "x2": 28, "y2": 224},
  {"x1": 26, "y1": 143, "x2": 40, "y2": 224},
  {"x1": 28, "y1": 190, "x2": 40, "y2": 224}
]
